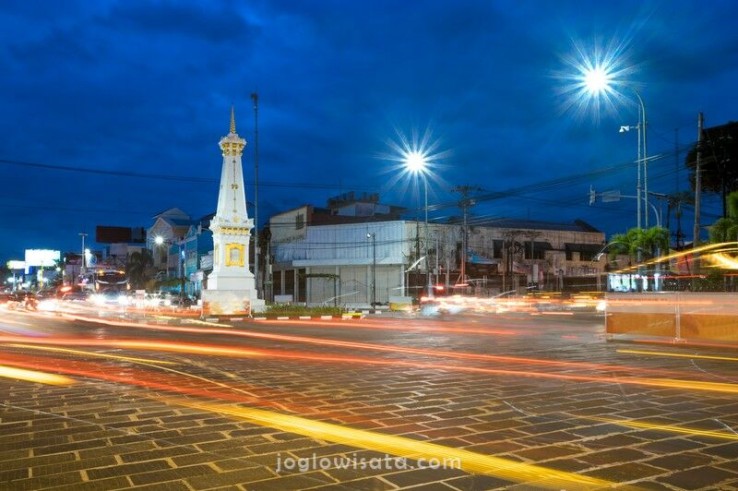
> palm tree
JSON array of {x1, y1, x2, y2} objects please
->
[
  {"x1": 126, "y1": 249, "x2": 155, "y2": 290},
  {"x1": 640, "y1": 227, "x2": 671, "y2": 259},
  {"x1": 610, "y1": 227, "x2": 669, "y2": 260},
  {"x1": 608, "y1": 226, "x2": 670, "y2": 291},
  {"x1": 708, "y1": 190, "x2": 738, "y2": 243}
]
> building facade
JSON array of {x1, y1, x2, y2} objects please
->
[{"x1": 269, "y1": 196, "x2": 609, "y2": 308}]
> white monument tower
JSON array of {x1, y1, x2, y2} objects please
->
[{"x1": 202, "y1": 107, "x2": 265, "y2": 314}]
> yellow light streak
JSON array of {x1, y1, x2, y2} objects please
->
[
  {"x1": 627, "y1": 376, "x2": 738, "y2": 393},
  {"x1": 7, "y1": 344, "x2": 178, "y2": 365},
  {"x1": 703, "y1": 251, "x2": 738, "y2": 270},
  {"x1": 162, "y1": 397, "x2": 616, "y2": 490},
  {"x1": 618, "y1": 349, "x2": 738, "y2": 363},
  {"x1": 587, "y1": 416, "x2": 738, "y2": 441},
  {"x1": 0, "y1": 365, "x2": 75, "y2": 386},
  {"x1": 612, "y1": 241, "x2": 738, "y2": 274}
]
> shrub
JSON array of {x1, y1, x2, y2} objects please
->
[{"x1": 264, "y1": 304, "x2": 345, "y2": 317}]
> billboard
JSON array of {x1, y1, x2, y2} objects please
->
[
  {"x1": 6, "y1": 260, "x2": 25, "y2": 270},
  {"x1": 96, "y1": 226, "x2": 146, "y2": 244},
  {"x1": 24, "y1": 249, "x2": 60, "y2": 267}
]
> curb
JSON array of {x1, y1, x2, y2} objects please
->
[{"x1": 200, "y1": 312, "x2": 368, "y2": 323}]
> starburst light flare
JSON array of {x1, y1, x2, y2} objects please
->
[{"x1": 555, "y1": 36, "x2": 640, "y2": 122}]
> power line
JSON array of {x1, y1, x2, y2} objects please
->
[{"x1": 0, "y1": 158, "x2": 375, "y2": 191}]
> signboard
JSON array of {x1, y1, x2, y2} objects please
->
[
  {"x1": 24, "y1": 249, "x2": 60, "y2": 268},
  {"x1": 7, "y1": 260, "x2": 25, "y2": 270}
]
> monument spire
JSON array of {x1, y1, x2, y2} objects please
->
[{"x1": 230, "y1": 105, "x2": 236, "y2": 134}]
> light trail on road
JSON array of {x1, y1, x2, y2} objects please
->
[
  {"x1": 8, "y1": 343, "x2": 179, "y2": 365},
  {"x1": 0, "y1": 364, "x2": 74, "y2": 386},
  {"x1": 259, "y1": 317, "x2": 523, "y2": 337},
  {"x1": 24, "y1": 315, "x2": 692, "y2": 379},
  {"x1": 160, "y1": 396, "x2": 616, "y2": 490},
  {"x1": 585, "y1": 416, "x2": 738, "y2": 441},
  {"x1": 618, "y1": 348, "x2": 738, "y2": 363},
  {"x1": 4, "y1": 337, "x2": 738, "y2": 396}
]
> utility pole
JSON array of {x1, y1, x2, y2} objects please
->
[
  {"x1": 251, "y1": 92, "x2": 260, "y2": 299},
  {"x1": 692, "y1": 112, "x2": 704, "y2": 285},
  {"x1": 452, "y1": 185, "x2": 481, "y2": 287},
  {"x1": 693, "y1": 112, "x2": 703, "y2": 248}
]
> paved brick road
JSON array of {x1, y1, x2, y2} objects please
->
[{"x1": 1, "y1": 310, "x2": 738, "y2": 490}]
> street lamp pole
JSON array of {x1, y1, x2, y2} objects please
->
[
  {"x1": 619, "y1": 123, "x2": 642, "y2": 229},
  {"x1": 423, "y1": 176, "x2": 433, "y2": 299},
  {"x1": 154, "y1": 235, "x2": 172, "y2": 279},
  {"x1": 633, "y1": 90, "x2": 649, "y2": 228},
  {"x1": 367, "y1": 233, "x2": 376, "y2": 306},
  {"x1": 178, "y1": 239, "x2": 185, "y2": 300},
  {"x1": 79, "y1": 232, "x2": 87, "y2": 275},
  {"x1": 583, "y1": 68, "x2": 649, "y2": 229},
  {"x1": 619, "y1": 90, "x2": 648, "y2": 229}
]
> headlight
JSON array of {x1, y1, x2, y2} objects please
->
[{"x1": 37, "y1": 299, "x2": 58, "y2": 311}]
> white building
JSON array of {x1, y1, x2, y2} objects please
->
[{"x1": 268, "y1": 195, "x2": 608, "y2": 308}]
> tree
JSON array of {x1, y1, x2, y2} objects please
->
[
  {"x1": 708, "y1": 190, "x2": 738, "y2": 243},
  {"x1": 640, "y1": 227, "x2": 671, "y2": 258},
  {"x1": 685, "y1": 121, "x2": 738, "y2": 217},
  {"x1": 611, "y1": 226, "x2": 669, "y2": 260},
  {"x1": 126, "y1": 249, "x2": 155, "y2": 290},
  {"x1": 609, "y1": 226, "x2": 670, "y2": 290},
  {"x1": 0, "y1": 263, "x2": 10, "y2": 289},
  {"x1": 665, "y1": 191, "x2": 693, "y2": 248}
]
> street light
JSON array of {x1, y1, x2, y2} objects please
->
[
  {"x1": 154, "y1": 236, "x2": 170, "y2": 275},
  {"x1": 584, "y1": 68, "x2": 649, "y2": 229},
  {"x1": 404, "y1": 151, "x2": 433, "y2": 299},
  {"x1": 154, "y1": 235, "x2": 185, "y2": 300},
  {"x1": 367, "y1": 232, "x2": 376, "y2": 306}
]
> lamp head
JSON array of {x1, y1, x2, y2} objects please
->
[
  {"x1": 404, "y1": 151, "x2": 427, "y2": 173},
  {"x1": 583, "y1": 66, "x2": 611, "y2": 95}
]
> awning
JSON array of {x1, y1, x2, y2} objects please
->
[
  {"x1": 565, "y1": 243, "x2": 603, "y2": 253},
  {"x1": 528, "y1": 241, "x2": 553, "y2": 253},
  {"x1": 467, "y1": 250, "x2": 498, "y2": 265}
]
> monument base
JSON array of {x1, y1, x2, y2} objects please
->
[{"x1": 202, "y1": 289, "x2": 266, "y2": 316}]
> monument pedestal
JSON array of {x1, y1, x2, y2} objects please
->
[
  {"x1": 202, "y1": 273, "x2": 266, "y2": 316},
  {"x1": 201, "y1": 289, "x2": 265, "y2": 316}
]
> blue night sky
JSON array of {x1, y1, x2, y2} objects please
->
[{"x1": 1, "y1": 0, "x2": 736, "y2": 262}]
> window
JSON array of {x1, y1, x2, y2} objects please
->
[
  {"x1": 524, "y1": 241, "x2": 550, "y2": 260},
  {"x1": 296, "y1": 213, "x2": 305, "y2": 230},
  {"x1": 493, "y1": 240, "x2": 504, "y2": 259}
]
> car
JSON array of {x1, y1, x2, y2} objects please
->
[
  {"x1": 0, "y1": 291, "x2": 25, "y2": 307},
  {"x1": 169, "y1": 295, "x2": 194, "y2": 308},
  {"x1": 91, "y1": 290, "x2": 129, "y2": 307},
  {"x1": 60, "y1": 290, "x2": 91, "y2": 302}
]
